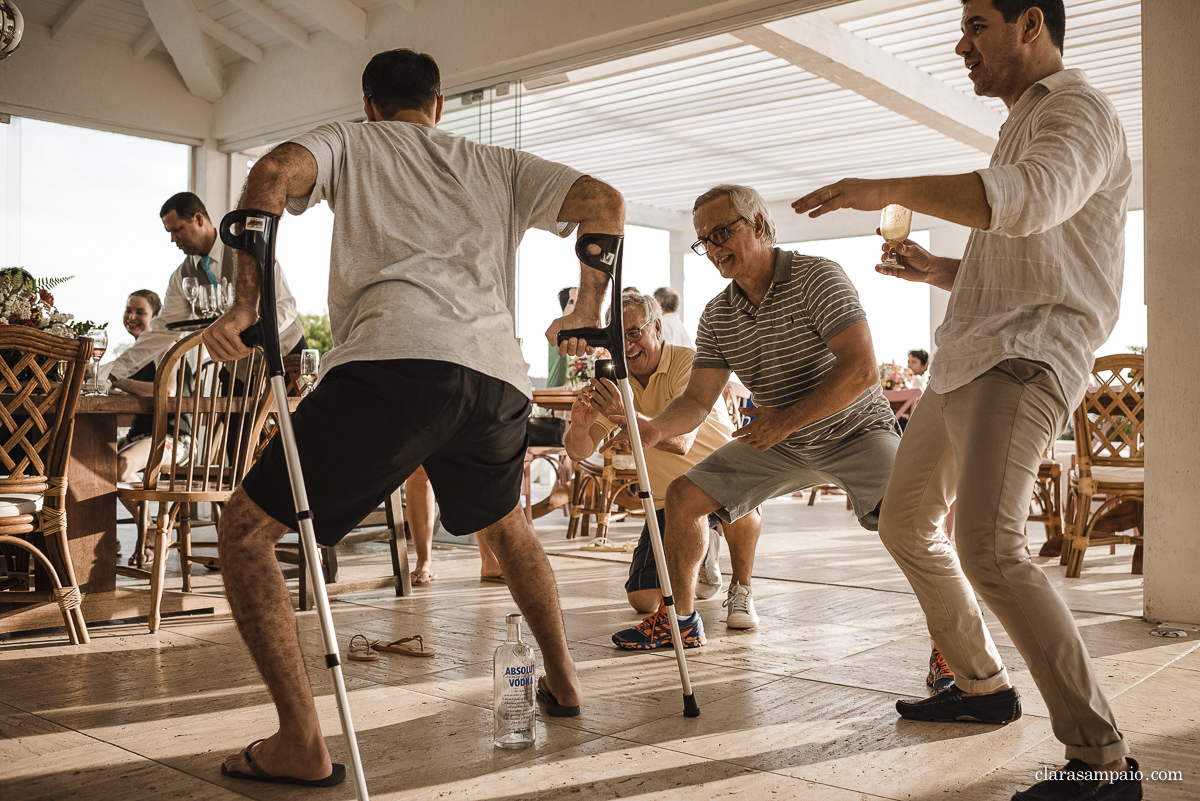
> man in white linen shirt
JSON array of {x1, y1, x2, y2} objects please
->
[
  {"x1": 792, "y1": 2, "x2": 1138, "y2": 799},
  {"x1": 106, "y1": 192, "x2": 304, "y2": 392}
]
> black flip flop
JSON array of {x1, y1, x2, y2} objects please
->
[
  {"x1": 220, "y1": 739, "x2": 346, "y2": 787},
  {"x1": 536, "y1": 677, "x2": 581, "y2": 717}
]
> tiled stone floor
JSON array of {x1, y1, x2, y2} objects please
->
[{"x1": 2, "y1": 494, "x2": 1197, "y2": 800}]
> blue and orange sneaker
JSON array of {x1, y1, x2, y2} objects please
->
[{"x1": 612, "y1": 605, "x2": 706, "y2": 650}]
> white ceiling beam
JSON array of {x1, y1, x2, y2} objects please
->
[
  {"x1": 50, "y1": 0, "x2": 97, "y2": 41},
  {"x1": 143, "y1": 0, "x2": 224, "y2": 102},
  {"x1": 626, "y1": 202, "x2": 692, "y2": 232},
  {"x1": 286, "y1": 0, "x2": 366, "y2": 43},
  {"x1": 734, "y1": 13, "x2": 1005, "y2": 154},
  {"x1": 198, "y1": 15, "x2": 264, "y2": 63},
  {"x1": 226, "y1": 0, "x2": 309, "y2": 49},
  {"x1": 132, "y1": 27, "x2": 160, "y2": 59}
]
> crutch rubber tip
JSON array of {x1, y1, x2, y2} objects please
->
[{"x1": 683, "y1": 694, "x2": 700, "y2": 717}]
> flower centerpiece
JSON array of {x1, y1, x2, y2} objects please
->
[
  {"x1": 0, "y1": 269, "x2": 104, "y2": 339},
  {"x1": 879, "y1": 361, "x2": 914, "y2": 391},
  {"x1": 565, "y1": 348, "x2": 611, "y2": 389}
]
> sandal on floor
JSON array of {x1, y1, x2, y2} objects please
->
[
  {"x1": 370, "y1": 635, "x2": 435, "y2": 657},
  {"x1": 579, "y1": 537, "x2": 631, "y2": 552},
  {"x1": 536, "y1": 676, "x2": 581, "y2": 717},
  {"x1": 220, "y1": 739, "x2": 346, "y2": 787},
  {"x1": 347, "y1": 634, "x2": 379, "y2": 662},
  {"x1": 480, "y1": 574, "x2": 507, "y2": 584},
  {"x1": 410, "y1": 570, "x2": 436, "y2": 586}
]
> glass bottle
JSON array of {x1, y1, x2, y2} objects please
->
[{"x1": 493, "y1": 613, "x2": 536, "y2": 749}]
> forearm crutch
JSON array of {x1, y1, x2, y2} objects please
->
[
  {"x1": 558, "y1": 233, "x2": 699, "y2": 718},
  {"x1": 220, "y1": 209, "x2": 371, "y2": 801}
]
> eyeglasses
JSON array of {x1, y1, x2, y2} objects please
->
[
  {"x1": 691, "y1": 217, "x2": 747, "y2": 256},
  {"x1": 624, "y1": 318, "x2": 655, "y2": 343}
]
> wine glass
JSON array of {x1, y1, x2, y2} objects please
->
[
  {"x1": 197, "y1": 285, "x2": 218, "y2": 318},
  {"x1": 298, "y1": 349, "x2": 320, "y2": 395},
  {"x1": 879, "y1": 204, "x2": 913, "y2": 267},
  {"x1": 84, "y1": 327, "x2": 108, "y2": 396},
  {"x1": 182, "y1": 277, "x2": 199, "y2": 317},
  {"x1": 219, "y1": 279, "x2": 235, "y2": 313}
]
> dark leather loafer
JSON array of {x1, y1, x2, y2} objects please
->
[
  {"x1": 1012, "y1": 757, "x2": 1142, "y2": 800},
  {"x1": 896, "y1": 684, "x2": 1022, "y2": 724}
]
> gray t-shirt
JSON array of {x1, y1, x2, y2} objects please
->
[{"x1": 287, "y1": 121, "x2": 583, "y2": 397}]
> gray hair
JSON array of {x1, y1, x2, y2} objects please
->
[
  {"x1": 692, "y1": 184, "x2": 776, "y2": 247},
  {"x1": 653, "y1": 286, "x2": 680, "y2": 313},
  {"x1": 608, "y1": 293, "x2": 661, "y2": 327}
]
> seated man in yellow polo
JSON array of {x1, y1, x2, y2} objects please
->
[{"x1": 563, "y1": 293, "x2": 763, "y2": 629}]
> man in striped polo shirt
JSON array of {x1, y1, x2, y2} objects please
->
[{"x1": 608, "y1": 183, "x2": 900, "y2": 649}]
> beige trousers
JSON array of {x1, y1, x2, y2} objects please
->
[{"x1": 879, "y1": 359, "x2": 1128, "y2": 764}]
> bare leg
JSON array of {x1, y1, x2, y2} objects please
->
[
  {"x1": 475, "y1": 529, "x2": 503, "y2": 579},
  {"x1": 218, "y1": 489, "x2": 333, "y2": 781},
  {"x1": 627, "y1": 589, "x2": 660, "y2": 614},
  {"x1": 484, "y1": 504, "x2": 580, "y2": 707},
  {"x1": 724, "y1": 508, "x2": 761, "y2": 586},
  {"x1": 664, "y1": 477, "x2": 722, "y2": 617},
  {"x1": 118, "y1": 438, "x2": 155, "y2": 521},
  {"x1": 405, "y1": 466, "x2": 436, "y2": 580}
]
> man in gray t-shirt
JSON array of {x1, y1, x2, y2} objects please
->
[
  {"x1": 203, "y1": 49, "x2": 622, "y2": 787},
  {"x1": 609, "y1": 183, "x2": 899, "y2": 651}
]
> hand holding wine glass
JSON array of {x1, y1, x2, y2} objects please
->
[
  {"x1": 298, "y1": 348, "x2": 320, "y2": 395},
  {"x1": 878, "y1": 204, "x2": 912, "y2": 268}
]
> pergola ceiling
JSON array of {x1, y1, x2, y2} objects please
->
[{"x1": 16, "y1": 0, "x2": 1141, "y2": 213}]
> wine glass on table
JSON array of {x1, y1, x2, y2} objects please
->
[
  {"x1": 197, "y1": 285, "x2": 219, "y2": 319},
  {"x1": 182, "y1": 277, "x2": 199, "y2": 318},
  {"x1": 879, "y1": 204, "x2": 913, "y2": 268},
  {"x1": 298, "y1": 349, "x2": 320, "y2": 396},
  {"x1": 84, "y1": 327, "x2": 108, "y2": 396}
]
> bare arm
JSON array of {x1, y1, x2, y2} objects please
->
[
  {"x1": 604, "y1": 368, "x2": 729, "y2": 454},
  {"x1": 791, "y1": 173, "x2": 991, "y2": 230},
  {"x1": 731, "y1": 321, "x2": 878, "y2": 452},
  {"x1": 545, "y1": 176, "x2": 625, "y2": 357},
  {"x1": 203, "y1": 143, "x2": 318, "y2": 361}
]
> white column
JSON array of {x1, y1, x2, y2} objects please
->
[
  {"x1": 190, "y1": 139, "x2": 232, "y2": 222},
  {"x1": 1143, "y1": 1, "x2": 1200, "y2": 624},
  {"x1": 926, "y1": 224, "x2": 970, "y2": 356},
  {"x1": 669, "y1": 230, "x2": 690, "y2": 318},
  {"x1": 3, "y1": 118, "x2": 20, "y2": 267}
]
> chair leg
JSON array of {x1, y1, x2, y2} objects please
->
[
  {"x1": 1064, "y1": 497, "x2": 1091, "y2": 579},
  {"x1": 180, "y1": 503, "x2": 192, "y2": 593},
  {"x1": 807, "y1": 487, "x2": 817, "y2": 506},
  {"x1": 321, "y1": 545, "x2": 338, "y2": 584},
  {"x1": 148, "y1": 505, "x2": 177, "y2": 632},
  {"x1": 385, "y1": 487, "x2": 410, "y2": 597}
]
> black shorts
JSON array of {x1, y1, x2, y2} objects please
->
[
  {"x1": 242, "y1": 359, "x2": 530, "y2": 546},
  {"x1": 625, "y1": 510, "x2": 721, "y2": 593}
]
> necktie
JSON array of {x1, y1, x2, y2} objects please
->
[{"x1": 198, "y1": 255, "x2": 219, "y2": 286}]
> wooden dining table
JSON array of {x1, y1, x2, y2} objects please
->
[{"x1": 65, "y1": 392, "x2": 302, "y2": 596}]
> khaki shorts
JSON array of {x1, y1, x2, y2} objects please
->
[{"x1": 684, "y1": 426, "x2": 900, "y2": 530}]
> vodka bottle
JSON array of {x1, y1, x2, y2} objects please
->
[{"x1": 493, "y1": 613, "x2": 536, "y2": 749}]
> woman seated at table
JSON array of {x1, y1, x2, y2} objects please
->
[{"x1": 115, "y1": 290, "x2": 163, "y2": 484}]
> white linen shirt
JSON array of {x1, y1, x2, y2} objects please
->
[{"x1": 931, "y1": 69, "x2": 1132, "y2": 408}]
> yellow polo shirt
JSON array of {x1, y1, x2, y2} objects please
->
[{"x1": 595, "y1": 344, "x2": 736, "y2": 509}]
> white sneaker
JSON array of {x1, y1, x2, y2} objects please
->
[
  {"x1": 723, "y1": 581, "x2": 758, "y2": 629},
  {"x1": 694, "y1": 526, "x2": 723, "y2": 600}
]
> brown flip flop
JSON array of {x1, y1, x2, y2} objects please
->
[
  {"x1": 410, "y1": 570, "x2": 436, "y2": 586},
  {"x1": 347, "y1": 634, "x2": 379, "y2": 662},
  {"x1": 480, "y1": 575, "x2": 507, "y2": 584},
  {"x1": 369, "y1": 635, "x2": 435, "y2": 657}
]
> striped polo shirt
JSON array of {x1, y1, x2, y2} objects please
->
[{"x1": 694, "y1": 248, "x2": 896, "y2": 452}]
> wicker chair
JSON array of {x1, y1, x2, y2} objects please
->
[
  {"x1": 0, "y1": 328, "x2": 91, "y2": 643},
  {"x1": 1062, "y1": 354, "x2": 1145, "y2": 578},
  {"x1": 116, "y1": 330, "x2": 272, "y2": 631}
]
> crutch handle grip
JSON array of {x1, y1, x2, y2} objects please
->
[
  {"x1": 556, "y1": 328, "x2": 611, "y2": 347},
  {"x1": 239, "y1": 322, "x2": 264, "y2": 350}
]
